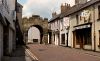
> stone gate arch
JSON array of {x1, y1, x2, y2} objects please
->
[
  {"x1": 27, "y1": 25, "x2": 43, "y2": 44},
  {"x1": 22, "y1": 15, "x2": 48, "y2": 44}
]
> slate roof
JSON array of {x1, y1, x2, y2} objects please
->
[
  {"x1": 63, "y1": 0, "x2": 100, "y2": 17},
  {"x1": 49, "y1": 0, "x2": 100, "y2": 23}
]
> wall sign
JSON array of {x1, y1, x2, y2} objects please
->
[{"x1": 81, "y1": 10, "x2": 91, "y2": 21}]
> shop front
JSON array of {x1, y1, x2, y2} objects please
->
[{"x1": 73, "y1": 23, "x2": 92, "y2": 50}]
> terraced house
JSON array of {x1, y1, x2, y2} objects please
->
[
  {"x1": 68, "y1": 0, "x2": 100, "y2": 51},
  {"x1": 49, "y1": 0, "x2": 100, "y2": 52},
  {"x1": 0, "y1": 0, "x2": 17, "y2": 61},
  {"x1": 48, "y1": 3, "x2": 70, "y2": 46}
]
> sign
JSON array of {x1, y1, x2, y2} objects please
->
[
  {"x1": 74, "y1": 24, "x2": 91, "y2": 30},
  {"x1": 81, "y1": 10, "x2": 91, "y2": 21}
]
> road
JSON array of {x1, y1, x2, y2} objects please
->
[{"x1": 27, "y1": 44, "x2": 100, "y2": 61}]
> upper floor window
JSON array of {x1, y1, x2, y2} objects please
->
[
  {"x1": 98, "y1": 6, "x2": 100, "y2": 19},
  {"x1": 76, "y1": 15, "x2": 79, "y2": 24}
]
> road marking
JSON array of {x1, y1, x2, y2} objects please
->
[{"x1": 25, "y1": 49, "x2": 39, "y2": 61}]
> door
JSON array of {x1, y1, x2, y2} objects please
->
[
  {"x1": 79, "y1": 30, "x2": 84, "y2": 49},
  {"x1": 66, "y1": 33, "x2": 68, "y2": 47}
]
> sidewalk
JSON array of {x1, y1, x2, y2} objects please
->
[{"x1": 3, "y1": 45, "x2": 33, "y2": 61}]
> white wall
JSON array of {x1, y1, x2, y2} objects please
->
[
  {"x1": 68, "y1": 15, "x2": 76, "y2": 47},
  {"x1": 94, "y1": 3, "x2": 100, "y2": 51},
  {"x1": 55, "y1": 34, "x2": 59, "y2": 45},
  {"x1": 50, "y1": 20, "x2": 60, "y2": 31},
  {"x1": 60, "y1": 17, "x2": 69, "y2": 46},
  {"x1": 28, "y1": 27, "x2": 40, "y2": 43}
]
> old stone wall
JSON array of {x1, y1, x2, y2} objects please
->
[{"x1": 22, "y1": 15, "x2": 48, "y2": 44}]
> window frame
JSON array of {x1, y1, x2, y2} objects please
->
[
  {"x1": 76, "y1": 14, "x2": 79, "y2": 25},
  {"x1": 98, "y1": 5, "x2": 100, "y2": 19}
]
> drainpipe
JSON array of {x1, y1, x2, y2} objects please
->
[{"x1": 93, "y1": 5, "x2": 96, "y2": 51}]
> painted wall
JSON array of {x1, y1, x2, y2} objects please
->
[
  {"x1": 55, "y1": 34, "x2": 59, "y2": 45},
  {"x1": 69, "y1": 14, "x2": 77, "y2": 47},
  {"x1": 94, "y1": 3, "x2": 100, "y2": 51},
  {"x1": 60, "y1": 17, "x2": 69, "y2": 46},
  {"x1": 50, "y1": 20, "x2": 60, "y2": 45}
]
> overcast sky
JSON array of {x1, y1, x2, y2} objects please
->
[{"x1": 18, "y1": 0, "x2": 75, "y2": 19}]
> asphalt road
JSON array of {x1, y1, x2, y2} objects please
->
[{"x1": 27, "y1": 44, "x2": 100, "y2": 61}]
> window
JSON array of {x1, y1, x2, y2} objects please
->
[
  {"x1": 99, "y1": 30, "x2": 100, "y2": 46},
  {"x1": 60, "y1": 19, "x2": 63, "y2": 30},
  {"x1": 84, "y1": 28, "x2": 91, "y2": 45},
  {"x1": 80, "y1": 16, "x2": 82, "y2": 21},
  {"x1": 98, "y1": 6, "x2": 100, "y2": 19},
  {"x1": 61, "y1": 34, "x2": 65, "y2": 44},
  {"x1": 76, "y1": 15, "x2": 79, "y2": 24}
]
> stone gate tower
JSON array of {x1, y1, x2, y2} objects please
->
[{"x1": 22, "y1": 15, "x2": 48, "y2": 44}]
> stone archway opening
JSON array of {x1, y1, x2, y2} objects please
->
[{"x1": 27, "y1": 25, "x2": 43, "y2": 44}]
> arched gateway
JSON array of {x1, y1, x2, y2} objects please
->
[
  {"x1": 22, "y1": 15, "x2": 48, "y2": 44},
  {"x1": 28, "y1": 25, "x2": 43, "y2": 44}
]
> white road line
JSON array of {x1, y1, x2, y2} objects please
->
[{"x1": 25, "y1": 49, "x2": 39, "y2": 61}]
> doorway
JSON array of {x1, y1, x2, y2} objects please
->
[
  {"x1": 3, "y1": 26, "x2": 9, "y2": 55},
  {"x1": 66, "y1": 33, "x2": 68, "y2": 47},
  {"x1": 61, "y1": 34, "x2": 65, "y2": 45},
  {"x1": 48, "y1": 32, "x2": 52, "y2": 44}
]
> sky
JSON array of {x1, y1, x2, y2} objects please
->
[{"x1": 18, "y1": 0, "x2": 75, "y2": 19}]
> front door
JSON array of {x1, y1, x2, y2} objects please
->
[
  {"x1": 80, "y1": 35, "x2": 84, "y2": 49},
  {"x1": 66, "y1": 33, "x2": 68, "y2": 47}
]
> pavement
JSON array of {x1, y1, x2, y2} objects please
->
[
  {"x1": 3, "y1": 45, "x2": 33, "y2": 61},
  {"x1": 27, "y1": 44, "x2": 100, "y2": 61}
]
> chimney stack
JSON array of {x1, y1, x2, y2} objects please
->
[{"x1": 61, "y1": 3, "x2": 71, "y2": 13}]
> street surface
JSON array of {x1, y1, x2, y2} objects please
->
[{"x1": 27, "y1": 44, "x2": 100, "y2": 61}]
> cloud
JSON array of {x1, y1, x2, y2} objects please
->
[{"x1": 22, "y1": 0, "x2": 75, "y2": 19}]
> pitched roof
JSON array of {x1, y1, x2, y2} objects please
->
[
  {"x1": 63, "y1": 0, "x2": 100, "y2": 17},
  {"x1": 48, "y1": 14, "x2": 61, "y2": 22},
  {"x1": 49, "y1": 0, "x2": 100, "y2": 23}
]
